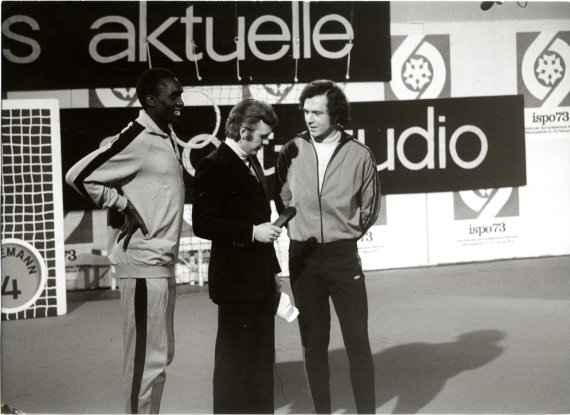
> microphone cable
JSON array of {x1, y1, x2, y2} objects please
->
[{"x1": 274, "y1": 348, "x2": 289, "y2": 401}]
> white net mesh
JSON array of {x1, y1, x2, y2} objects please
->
[
  {"x1": 174, "y1": 205, "x2": 211, "y2": 286},
  {"x1": 182, "y1": 83, "x2": 305, "y2": 108},
  {"x1": 1, "y1": 100, "x2": 66, "y2": 318},
  {"x1": 181, "y1": 82, "x2": 383, "y2": 107}
]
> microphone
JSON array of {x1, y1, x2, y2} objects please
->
[{"x1": 273, "y1": 206, "x2": 297, "y2": 227}]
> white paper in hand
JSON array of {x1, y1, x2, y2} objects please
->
[{"x1": 276, "y1": 292, "x2": 299, "y2": 322}]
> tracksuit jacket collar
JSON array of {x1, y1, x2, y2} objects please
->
[
  {"x1": 297, "y1": 126, "x2": 353, "y2": 144},
  {"x1": 136, "y1": 109, "x2": 174, "y2": 138}
]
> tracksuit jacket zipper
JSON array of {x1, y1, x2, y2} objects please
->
[{"x1": 309, "y1": 138, "x2": 349, "y2": 243}]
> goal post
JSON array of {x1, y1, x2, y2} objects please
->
[{"x1": 1, "y1": 99, "x2": 67, "y2": 319}]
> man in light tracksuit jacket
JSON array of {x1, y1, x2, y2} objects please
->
[
  {"x1": 66, "y1": 68, "x2": 185, "y2": 414},
  {"x1": 275, "y1": 80, "x2": 381, "y2": 414}
]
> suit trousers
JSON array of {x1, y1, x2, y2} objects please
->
[
  {"x1": 213, "y1": 294, "x2": 275, "y2": 414},
  {"x1": 120, "y1": 277, "x2": 176, "y2": 414},
  {"x1": 289, "y1": 240, "x2": 376, "y2": 414}
]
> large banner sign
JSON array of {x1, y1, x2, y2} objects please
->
[
  {"x1": 351, "y1": 95, "x2": 527, "y2": 194},
  {"x1": 1, "y1": 1, "x2": 391, "y2": 91},
  {"x1": 61, "y1": 94, "x2": 526, "y2": 212}
]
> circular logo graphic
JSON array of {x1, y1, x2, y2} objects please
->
[
  {"x1": 521, "y1": 32, "x2": 570, "y2": 107},
  {"x1": 1, "y1": 239, "x2": 47, "y2": 314},
  {"x1": 390, "y1": 35, "x2": 447, "y2": 100},
  {"x1": 535, "y1": 51, "x2": 565, "y2": 87},
  {"x1": 402, "y1": 55, "x2": 433, "y2": 93}
]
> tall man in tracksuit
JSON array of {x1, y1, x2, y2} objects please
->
[
  {"x1": 275, "y1": 80, "x2": 381, "y2": 414},
  {"x1": 66, "y1": 68, "x2": 185, "y2": 414}
]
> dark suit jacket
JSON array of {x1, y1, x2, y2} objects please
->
[{"x1": 192, "y1": 141, "x2": 281, "y2": 303}]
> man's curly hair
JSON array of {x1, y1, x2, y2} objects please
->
[{"x1": 299, "y1": 80, "x2": 350, "y2": 126}]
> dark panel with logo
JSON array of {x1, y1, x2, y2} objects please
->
[
  {"x1": 2, "y1": 1, "x2": 391, "y2": 91},
  {"x1": 61, "y1": 95, "x2": 526, "y2": 212},
  {"x1": 351, "y1": 95, "x2": 527, "y2": 194}
]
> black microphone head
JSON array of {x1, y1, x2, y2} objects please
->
[
  {"x1": 282, "y1": 206, "x2": 297, "y2": 219},
  {"x1": 273, "y1": 206, "x2": 297, "y2": 227}
]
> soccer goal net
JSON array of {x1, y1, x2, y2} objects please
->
[{"x1": 1, "y1": 99, "x2": 67, "y2": 319}]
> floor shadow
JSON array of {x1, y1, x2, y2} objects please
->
[
  {"x1": 65, "y1": 283, "x2": 207, "y2": 314},
  {"x1": 66, "y1": 288, "x2": 121, "y2": 313},
  {"x1": 274, "y1": 329, "x2": 506, "y2": 414}
]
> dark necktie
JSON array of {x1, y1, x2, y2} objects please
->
[{"x1": 245, "y1": 158, "x2": 259, "y2": 181}]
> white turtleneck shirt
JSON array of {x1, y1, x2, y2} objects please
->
[{"x1": 311, "y1": 130, "x2": 341, "y2": 192}]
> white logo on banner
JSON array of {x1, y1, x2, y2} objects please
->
[
  {"x1": 460, "y1": 188, "x2": 511, "y2": 219},
  {"x1": 522, "y1": 31, "x2": 570, "y2": 108},
  {"x1": 390, "y1": 35, "x2": 446, "y2": 100},
  {"x1": 95, "y1": 88, "x2": 139, "y2": 107},
  {"x1": 455, "y1": 188, "x2": 519, "y2": 220}
]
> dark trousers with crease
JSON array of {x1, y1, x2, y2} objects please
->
[
  {"x1": 213, "y1": 293, "x2": 275, "y2": 414},
  {"x1": 290, "y1": 240, "x2": 376, "y2": 414}
]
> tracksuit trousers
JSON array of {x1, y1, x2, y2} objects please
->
[
  {"x1": 289, "y1": 240, "x2": 376, "y2": 414},
  {"x1": 120, "y1": 277, "x2": 176, "y2": 414}
]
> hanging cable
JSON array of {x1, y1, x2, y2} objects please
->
[
  {"x1": 274, "y1": 354, "x2": 288, "y2": 401},
  {"x1": 146, "y1": 40, "x2": 153, "y2": 69},
  {"x1": 191, "y1": 40, "x2": 202, "y2": 81},
  {"x1": 234, "y1": 3, "x2": 242, "y2": 82},
  {"x1": 345, "y1": 4, "x2": 354, "y2": 80},
  {"x1": 345, "y1": 38, "x2": 353, "y2": 80},
  {"x1": 294, "y1": 37, "x2": 300, "y2": 83},
  {"x1": 235, "y1": 37, "x2": 242, "y2": 81}
]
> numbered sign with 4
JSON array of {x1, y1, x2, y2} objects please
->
[{"x1": 1, "y1": 239, "x2": 47, "y2": 314}]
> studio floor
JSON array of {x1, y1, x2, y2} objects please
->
[{"x1": 2, "y1": 255, "x2": 569, "y2": 414}]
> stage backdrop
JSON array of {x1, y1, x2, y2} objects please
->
[{"x1": 3, "y1": 5, "x2": 569, "y2": 287}]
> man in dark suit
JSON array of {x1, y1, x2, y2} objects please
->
[{"x1": 192, "y1": 98, "x2": 282, "y2": 414}]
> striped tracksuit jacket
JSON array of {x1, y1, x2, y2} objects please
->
[{"x1": 65, "y1": 109, "x2": 184, "y2": 414}]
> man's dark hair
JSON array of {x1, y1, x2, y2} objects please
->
[
  {"x1": 225, "y1": 98, "x2": 278, "y2": 140},
  {"x1": 136, "y1": 68, "x2": 177, "y2": 109},
  {"x1": 299, "y1": 79, "x2": 350, "y2": 126}
]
